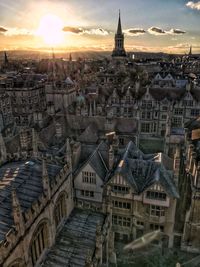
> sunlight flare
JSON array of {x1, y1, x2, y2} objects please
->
[{"x1": 36, "y1": 14, "x2": 64, "y2": 46}]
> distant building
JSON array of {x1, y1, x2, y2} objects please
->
[
  {"x1": 0, "y1": 74, "x2": 47, "y2": 127},
  {"x1": 112, "y1": 11, "x2": 126, "y2": 58}
]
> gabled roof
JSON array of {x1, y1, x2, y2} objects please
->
[
  {"x1": 75, "y1": 141, "x2": 109, "y2": 182},
  {"x1": 78, "y1": 123, "x2": 99, "y2": 143},
  {"x1": 112, "y1": 141, "x2": 179, "y2": 198}
]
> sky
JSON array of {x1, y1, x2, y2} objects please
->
[{"x1": 0, "y1": 0, "x2": 200, "y2": 53}]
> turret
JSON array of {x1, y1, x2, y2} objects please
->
[
  {"x1": 4, "y1": 51, "x2": 8, "y2": 65},
  {"x1": 65, "y1": 138, "x2": 72, "y2": 168},
  {"x1": 12, "y1": 189, "x2": 25, "y2": 236},
  {"x1": 42, "y1": 159, "x2": 51, "y2": 199}
]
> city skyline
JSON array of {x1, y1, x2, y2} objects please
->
[{"x1": 0, "y1": 0, "x2": 200, "y2": 53}]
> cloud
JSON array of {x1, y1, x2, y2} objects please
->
[
  {"x1": 5, "y1": 28, "x2": 33, "y2": 36},
  {"x1": 167, "y1": 29, "x2": 186, "y2": 35},
  {"x1": 124, "y1": 28, "x2": 146, "y2": 36},
  {"x1": 148, "y1": 27, "x2": 166, "y2": 35},
  {"x1": 186, "y1": 1, "x2": 200, "y2": 10},
  {"x1": 62, "y1": 26, "x2": 83, "y2": 34},
  {"x1": 0, "y1": 26, "x2": 7, "y2": 33},
  {"x1": 84, "y1": 28, "x2": 109, "y2": 36},
  {"x1": 147, "y1": 27, "x2": 186, "y2": 36},
  {"x1": 63, "y1": 26, "x2": 109, "y2": 36}
]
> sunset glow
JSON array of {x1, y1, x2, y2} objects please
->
[
  {"x1": 0, "y1": 0, "x2": 200, "y2": 53},
  {"x1": 36, "y1": 14, "x2": 64, "y2": 46}
]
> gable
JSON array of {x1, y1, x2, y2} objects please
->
[
  {"x1": 145, "y1": 182, "x2": 166, "y2": 194},
  {"x1": 154, "y1": 73, "x2": 163, "y2": 80},
  {"x1": 74, "y1": 162, "x2": 103, "y2": 184},
  {"x1": 183, "y1": 91, "x2": 194, "y2": 101},
  {"x1": 109, "y1": 173, "x2": 131, "y2": 188}
]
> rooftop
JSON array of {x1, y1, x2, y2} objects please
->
[
  {"x1": 41, "y1": 208, "x2": 105, "y2": 267},
  {"x1": 0, "y1": 159, "x2": 62, "y2": 242}
]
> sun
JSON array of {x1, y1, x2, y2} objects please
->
[{"x1": 36, "y1": 14, "x2": 64, "y2": 46}]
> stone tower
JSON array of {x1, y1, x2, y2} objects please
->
[
  {"x1": 4, "y1": 51, "x2": 8, "y2": 65},
  {"x1": 112, "y1": 10, "x2": 126, "y2": 58},
  {"x1": 189, "y1": 45, "x2": 192, "y2": 56}
]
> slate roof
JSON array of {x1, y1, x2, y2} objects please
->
[
  {"x1": 113, "y1": 141, "x2": 179, "y2": 198},
  {"x1": 0, "y1": 159, "x2": 62, "y2": 242},
  {"x1": 78, "y1": 123, "x2": 99, "y2": 143},
  {"x1": 74, "y1": 142, "x2": 109, "y2": 182},
  {"x1": 41, "y1": 208, "x2": 105, "y2": 267},
  {"x1": 99, "y1": 83, "x2": 200, "y2": 102}
]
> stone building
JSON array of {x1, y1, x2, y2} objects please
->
[
  {"x1": 45, "y1": 78, "x2": 77, "y2": 114},
  {"x1": 73, "y1": 136, "x2": 179, "y2": 248},
  {"x1": 74, "y1": 141, "x2": 109, "y2": 210},
  {"x1": 0, "y1": 74, "x2": 47, "y2": 127},
  {"x1": 106, "y1": 141, "x2": 179, "y2": 248},
  {"x1": 176, "y1": 117, "x2": 200, "y2": 253},
  {"x1": 0, "y1": 90, "x2": 13, "y2": 131},
  {"x1": 73, "y1": 77, "x2": 200, "y2": 156},
  {"x1": 0, "y1": 138, "x2": 74, "y2": 267},
  {"x1": 0, "y1": 129, "x2": 114, "y2": 267}
]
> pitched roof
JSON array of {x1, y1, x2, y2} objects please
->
[
  {"x1": 113, "y1": 141, "x2": 179, "y2": 198},
  {"x1": 41, "y1": 208, "x2": 105, "y2": 267},
  {"x1": 0, "y1": 159, "x2": 62, "y2": 242},
  {"x1": 75, "y1": 142, "x2": 109, "y2": 182}
]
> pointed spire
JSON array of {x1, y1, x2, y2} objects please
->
[
  {"x1": 69, "y1": 53, "x2": 72, "y2": 62},
  {"x1": 189, "y1": 45, "x2": 192, "y2": 56},
  {"x1": 4, "y1": 51, "x2": 8, "y2": 65},
  {"x1": 117, "y1": 10, "x2": 122, "y2": 35},
  {"x1": 12, "y1": 189, "x2": 25, "y2": 235},
  {"x1": 42, "y1": 159, "x2": 51, "y2": 198}
]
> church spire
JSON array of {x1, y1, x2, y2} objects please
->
[
  {"x1": 189, "y1": 45, "x2": 192, "y2": 56},
  {"x1": 112, "y1": 10, "x2": 126, "y2": 58},
  {"x1": 69, "y1": 53, "x2": 72, "y2": 62},
  {"x1": 117, "y1": 10, "x2": 122, "y2": 35},
  {"x1": 4, "y1": 51, "x2": 8, "y2": 65}
]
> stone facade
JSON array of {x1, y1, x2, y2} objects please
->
[
  {"x1": 177, "y1": 117, "x2": 200, "y2": 253},
  {"x1": 0, "y1": 138, "x2": 74, "y2": 267}
]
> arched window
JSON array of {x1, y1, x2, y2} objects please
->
[
  {"x1": 54, "y1": 193, "x2": 67, "y2": 228},
  {"x1": 30, "y1": 221, "x2": 49, "y2": 266}
]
